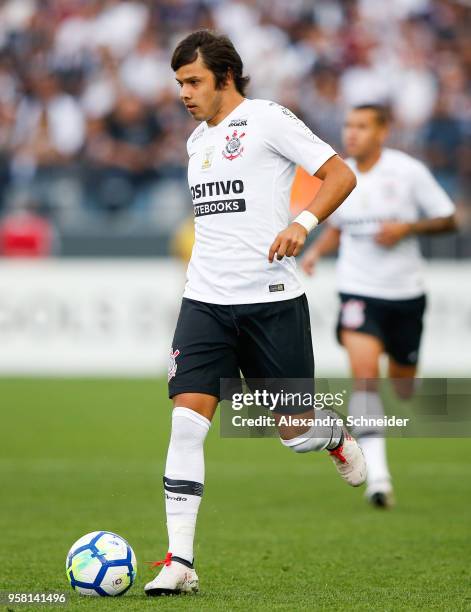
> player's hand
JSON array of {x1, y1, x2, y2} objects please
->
[
  {"x1": 301, "y1": 248, "x2": 319, "y2": 276},
  {"x1": 375, "y1": 222, "x2": 412, "y2": 247},
  {"x1": 268, "y1": 223, "x2": 308, "y2": 263}
]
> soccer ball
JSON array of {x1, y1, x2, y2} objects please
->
[{"x1": 66, "y1": 531, "x2": 137, "y2": 596}]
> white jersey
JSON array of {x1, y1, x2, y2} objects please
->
[
  {"x1": 329, "y1": 148, "x2": 455, "y2": 299},
  {"x1": 184, "y1": 98, "x2": 336, "y2": 305}
]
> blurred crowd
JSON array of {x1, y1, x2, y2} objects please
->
[{"x1": 0, "y1": 0, "x2": 470, "y2": 252}]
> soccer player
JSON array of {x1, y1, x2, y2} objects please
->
[
  {"x1": 302, "y1": 105, "x2": 456, "y2": 509},
  {"x1": 144, "y1": 30, "x2": 365, "y2": 596}
]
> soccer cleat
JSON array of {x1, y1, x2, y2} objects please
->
[
  {"x1": 328, "y1": 430, "x2": 367, "y2": 487},
  {"x1": 144, "y1": 552, "x2": 199, "y2": 596},
  {"x1": 366, "y1": 482, "x2": 395, "y2": 509},
  {"x1": 369, "y1": 490, "x2": 395, "y2": 509}
]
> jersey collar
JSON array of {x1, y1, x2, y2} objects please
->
[{"x1": 205, "y1": 98, "x2": 249, "y2": 131}]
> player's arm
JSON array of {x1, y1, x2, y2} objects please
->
[
  {"x1": 375, "y1": 215, "x2": 457, "y2": 247},
  {"x1": 301, "y1": 225, "x2": 341, "y2": 276},
  {"x1": 375, "y1": 160, "x2": 457, "y2": 247},
  {"x1": 268, "y1": 156, "x2": 356, "y2": 262},
  {"x1": 309, "y1": 155, "x2": 357, "y2": 222}
]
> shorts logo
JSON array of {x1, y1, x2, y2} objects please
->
[
  {"x1": 168, "y1": 347, "x2": 180, "y2": 382},
  {"x1": 341, "y1": 299, "x2": 365, "y2": 329},
  {"x1": 223, "y1": 130, "x2": 245, "y2": 160}
]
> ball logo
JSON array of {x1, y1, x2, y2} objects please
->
[
  {"x1": 223, "y1": 130, "x2": 245, "y2": 160},
  {"x1": 168, "y1": 347, "x2": 180, "y2": 382},
  {"x1": 341, "y1": 299, "x2": 366, "y2": 329}
]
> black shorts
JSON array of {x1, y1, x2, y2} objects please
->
[
  {"x1": 168, "y1": 294, "x2": 314, "y2": 408},
  {"x1": 337, "y1": 292, "x2": 426, "y2": 366}
]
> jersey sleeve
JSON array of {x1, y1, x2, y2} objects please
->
[
  {"x1": 411, "y1": 160, "x2": 455, "y2": 218},
  {"x1": 262, "y1": 102, "x2": 337, "y2": 176}
]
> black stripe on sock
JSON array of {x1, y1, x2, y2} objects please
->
[
  {"x1": 163, "y1": 476, "x2": 204, "y2": 497},
  {"x1": 171, "y1": 555, "x2": 194, "y2": 569},
  {"x1": 328, "y1": 429, "x2": 344, "y2": 451}
]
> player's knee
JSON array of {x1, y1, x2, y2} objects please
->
[
  {"x1": 352, "y1": 372, "x2": 380, "y2": 387},
  {"x1": 391, "y1": 378, "x2": 416, "y2": 400},
  {"x1": 393, "y1": 385, "x2": 415, "y2": 401},
  {"x1": 170, "y1": 407, "x2": 211, "y2": 448}
]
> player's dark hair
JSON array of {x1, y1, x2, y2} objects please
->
[
  {"x1": 353, "y1": 104, "x2": 391, "y2": 126},
  {"x1": 171, "y1": 30, "x2": 250, "y2": 96}
]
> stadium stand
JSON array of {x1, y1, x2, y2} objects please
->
[{"x1": 0, "y1": 0, "x2": 469, "y2": 256}]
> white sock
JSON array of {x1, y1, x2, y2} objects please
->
[
  {"x1": 359, "y1": 436, "x2": 392, "y2": 492},
  {"x1": 348, "y1": 391, "x2": 391, "y2": 491},
  {"x1": 281, "y1": 410, "x2": 343, "y2": 452},
  {"x1": 163, "y1": 407, "x2": 210, "y2": 565}
]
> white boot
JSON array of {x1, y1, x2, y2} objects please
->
[
  {"x1": 144, "y1": 553, "x2": 199, "y2": 596},
  {"x1": 328, "y1": 430, "x2": 367, "y2": 487}
]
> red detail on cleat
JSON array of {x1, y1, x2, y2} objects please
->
[
  {"x1": 329, "y1": 445, "x2": 347, "y2": 463},
  {"x1": 146, "y1": 552, "x2": 173, "y2": 568}
]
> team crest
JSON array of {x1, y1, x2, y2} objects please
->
[
  {"x1": 223, "y1": 130, "x2": 245, "y2": 160},
  {"x1": 168, "y1": 347, "x2": 180, "y2": 382},
  {"x1": 341, "y1": 299, "x2": 366, "y2": 329}
]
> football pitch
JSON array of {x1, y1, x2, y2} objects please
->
[{"x1": 1, "y1": 379, "x2": 470, "y2": 611}]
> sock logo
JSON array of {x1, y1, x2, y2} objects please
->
[
  {"x1": 164, "y1": 476, "x2": 204, "y2": 497},
  {"x1": 165, "y1": 493, "x2": 188, "y2": 502}
]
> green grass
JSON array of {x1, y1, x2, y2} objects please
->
[{"x1": 1, "y1": 379, "x2": 470, "y2": 611}]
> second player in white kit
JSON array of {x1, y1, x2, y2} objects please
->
[
  {"x1": 329, "y1": 147, "x2": 455, "y2": 300},
  {"x1": 303, "y1": 105, "x2": 456, "y2": 508}
]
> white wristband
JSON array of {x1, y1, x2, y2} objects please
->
[{"x1": 293, "y1": 211, "x2": 319, "y2": 234}]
